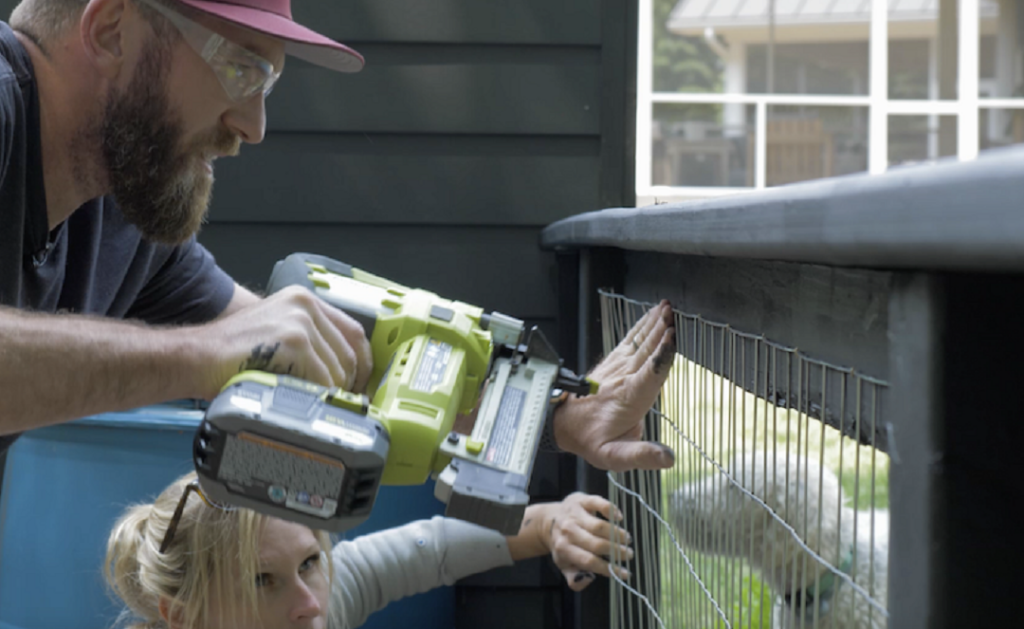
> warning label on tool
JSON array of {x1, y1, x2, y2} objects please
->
[
  {"x1": 412, "y1": 339, "x2": 452, "y2": 392},
  {"x1": 485, "y1": 386, "x2": 526, "y2": 469}
]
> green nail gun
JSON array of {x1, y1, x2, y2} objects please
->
[{"x1": 193, "y1": 253, "x2": 596, "y2": 535}]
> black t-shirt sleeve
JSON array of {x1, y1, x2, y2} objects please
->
[
  {"x1": 125, "y1": 238, "x2": 236, "y2": 325},
  {"x1": 1, "y1": 71, "x2": 16, "y2": 191}
]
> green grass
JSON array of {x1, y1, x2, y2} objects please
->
[{"x1": 658, "y1": 544, "x2": 774, "y2": 629}]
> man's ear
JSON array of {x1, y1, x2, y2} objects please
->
[{"x1": 79, "y1": 0, "x2": 131, "y2": 78}]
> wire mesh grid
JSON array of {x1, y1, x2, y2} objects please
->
[{"x1": 600, "y1": 291, "x2": 890, "y2": 629}]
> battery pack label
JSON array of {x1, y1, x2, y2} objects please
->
[
  {"x1": 485, "y1": 386, "x2": 526, "y2": 469},
  {"x1": 412, "y1": 339, "x2": 452, "y2": 393},
  {"x1": 218, "y1": 432, "x2": 345, "y2": 519}
]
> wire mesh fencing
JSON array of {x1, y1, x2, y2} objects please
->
[{"x1": 601, "y1": 291, "x2": 890, "y2": 629}]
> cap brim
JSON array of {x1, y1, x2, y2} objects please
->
[{"x1": 175, "y1": 0, "x2": 364, "y2": 73}]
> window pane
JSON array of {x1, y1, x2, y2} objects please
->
[
  {"x1": 652, "y1": 103, "x2": 756, "y2": 187},
  {"x1": 980, "y1": 108, "x2": 1024, "y2": 151},
  {"x1": 889, "y1": 115, "x2": 958, "y2": 167},
  {"x1": 764, "y1": 106, "x2": 868, "y2": 186},
  {"x1": 662, "y1": 0, "x2": 870, "y2": 95},
  {"x1": 747, "y1": 41, "x2": 869, "y2": 95},
  {"x1": 979, "y1": 0, "x2": 1022, "y2": 98},
  {"x1": 889, "y1": 0, "x2": 958, "y2": 101}
]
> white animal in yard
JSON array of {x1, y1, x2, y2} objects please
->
[{"x1": 669, "y1": 452, "x2": 888, "y2": 629}]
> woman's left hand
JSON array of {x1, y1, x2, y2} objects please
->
[{"x1": 539, "y1": 493, "x2": 634, "y2": 591}]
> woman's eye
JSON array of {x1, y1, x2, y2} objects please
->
[
  {"x1": 299, "y1": 553, "x2": 321, "y2": 573},
  {"x1": 255, "y1": 573, "x2": 273, "y2": 588}
]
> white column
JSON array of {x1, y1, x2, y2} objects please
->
[
  {"x1": 636, "y1": 0, "x2": 654, "y2": 193},
  {"x1": 723, "y1": 43, "x2": 748, "y2": 138},
  {"x1": 928, "y1": 36, "x2": 940, "y2": 158},
  {"x1": 755, "y1": 101, "x2": 767, "y2": 188},
  {"x1": 958, "y1": 0, "x2": 980, "y2": 160},
  {"x1": 869, "y1": 0, "x2": 889, "y2": 174}
]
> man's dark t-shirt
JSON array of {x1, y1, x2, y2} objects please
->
[{"x1": 0, "y1": 23, "x2": 236, "y2": 455}]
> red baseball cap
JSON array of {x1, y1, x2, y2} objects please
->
[{"x1": 173, "y1": 0, "x2": 364, "y2": 72}]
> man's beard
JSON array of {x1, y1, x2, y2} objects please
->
[{"x1": 98, "y1": 41, "x2": 239, "y2": 245}]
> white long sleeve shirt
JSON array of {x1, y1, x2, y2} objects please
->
[{"x1": 330, "y1": 516, "x2": 514, "y2": 629}]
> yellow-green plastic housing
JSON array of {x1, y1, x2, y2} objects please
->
[{"x1": 319, "y1": 267, "x2": 496, "y2": 486}]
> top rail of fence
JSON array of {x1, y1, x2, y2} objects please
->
[{"x1": 541, "y1": 145, "x2": 1024, "y2": 274}]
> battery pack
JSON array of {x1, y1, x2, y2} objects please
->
[{"x1": 194, "y1": 373, "x2": 390, "y2": 532}]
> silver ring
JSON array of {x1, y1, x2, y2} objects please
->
[{"x1": 631, "y1": 338, "x2": 640, "y2": 351}]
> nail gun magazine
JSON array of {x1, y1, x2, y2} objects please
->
[{"x1": 193, "y1": 253, "x2": 597, "y2": 535}]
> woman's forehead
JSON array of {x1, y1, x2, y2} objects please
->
[{"x1": 258, "y1": 518, "x2": 320, "y2": 562}]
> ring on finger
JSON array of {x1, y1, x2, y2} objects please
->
[{"x1": 631, "y1": 337, "x2": 640, "y2": 351}]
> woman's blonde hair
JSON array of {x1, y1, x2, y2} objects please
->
[{"x1": 104, "y1": 472, "x2": 334, "y2": 629}]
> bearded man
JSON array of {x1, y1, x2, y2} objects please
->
[{"x1": 0, "y1": 0, "x2": 677, "y2": 474}]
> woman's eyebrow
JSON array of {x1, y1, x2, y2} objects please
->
[
  {"x1": 304, "y1": 543, "x2": 322, "y2": 556},
  {"x1": 258, "y1": 544, "x2": 321, "y2": 567}
]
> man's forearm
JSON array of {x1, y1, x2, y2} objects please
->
[
  {"x1": 0, "y1": 307, "x2": 208, "y2": 435},
  {"x1": 215, "y1": 282, "x2": 261, "y2": 320}
]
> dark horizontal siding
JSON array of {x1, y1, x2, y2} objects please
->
[
  {"x1": 290, "y1": 0, "x2": 601, "y2": 45},
  {"x1": 270, "y1": 55, "x2": 601, "y2": 134},
  {"x1": 208, "y1": 134, "x2": 601, "y2": 225},
  {"x1": 198, "y1": 223, "x2": 558, "y2": 318}
]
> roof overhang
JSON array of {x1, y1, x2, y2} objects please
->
[{"x1": 669, "y1": 0, "x2": 1000, "y2": 44}]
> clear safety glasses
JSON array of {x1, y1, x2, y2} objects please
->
[{"x1": 138, "y1": 0, "x2": 281, "y2": 103}]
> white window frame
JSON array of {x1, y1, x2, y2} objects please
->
[{"x1": 637, "y1": 0, "x2": 1024, "y2": 201}]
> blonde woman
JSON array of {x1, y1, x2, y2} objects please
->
[{"x1": 106, "y1": 473, "x2": 634, "y2": 629}]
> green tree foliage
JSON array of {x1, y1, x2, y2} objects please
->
[{"x1": 652, "y1": 0, "x2": 723, "y2": 93}]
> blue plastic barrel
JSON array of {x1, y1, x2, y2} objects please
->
[{"x1": 0, "y1": 406, "x2": 450, "y2": 629}]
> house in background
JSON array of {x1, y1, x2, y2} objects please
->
[{"x1": 647, "y1": 0, "x2": 1023, "y2": 190}]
